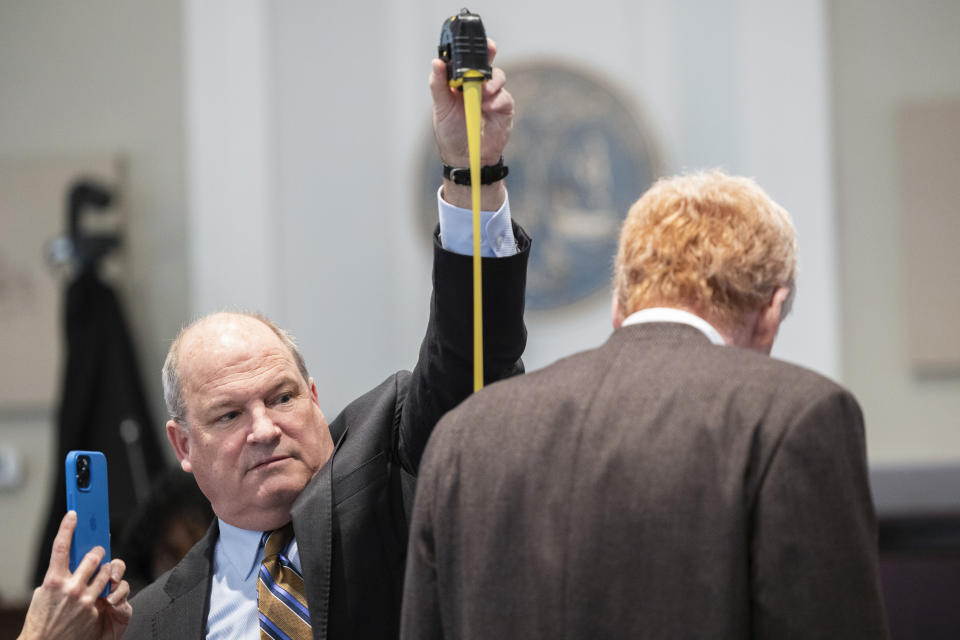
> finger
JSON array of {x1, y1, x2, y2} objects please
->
[
  {"x1": 109, "y1": 558, "x2": 126, "y2": 584},
  {"x1": 484, "y1": 67, "x2": 506, "y2": 96},
  {"x1": 75, "y1": 545, "x2": 106, "y2": 583},
  {"x1": 487, "y1": 38, "x2": 498, "y2": 64},
  {"x1": 87, "y1": 559, "x2": 112, "y2": 598},
  {"x1": 113, "y1": 598, "x2": 134, "y2": 624},
  {"x1": 46, "y1": 511, "x2": 77, "y2": 580},
  {"x1": 106, "y1": 578, "x2": 129, "y2": 606},
  {"x1": 483, "y1": 87, "x2": 515, "y2": 117}
]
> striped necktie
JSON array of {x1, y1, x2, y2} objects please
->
[{"x1": 258, "y1": 523, "x2": 312, "y2": 640}]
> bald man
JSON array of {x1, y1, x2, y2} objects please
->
[{"x1": 127, "y1": 44, "x2": 529, "y2": 639}]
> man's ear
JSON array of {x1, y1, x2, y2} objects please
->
[
  {"x1": 611, "y1": 294, "x2": 626, "y2": 330},
  {"x1": 166, "y1": 419, "x2": 193, "y2": 473},
  {"x1": 750, "y1": 286, "x2": 791, "y2": 354}
]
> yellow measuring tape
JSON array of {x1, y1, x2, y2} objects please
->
[
  {"x1": 440, "y1": 9, "x2": 491, "y2": 392},
  {"x1": 455, "y1": 71, "x2": 485, "y2": 392}
]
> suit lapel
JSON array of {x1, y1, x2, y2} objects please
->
[
  {"x1": 292, "y1": 427, "x2": 346, "y2": 640},
  {"x1": 157, "y1": 520, "x2": 218, "y2": 638}
]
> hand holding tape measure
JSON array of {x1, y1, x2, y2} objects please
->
[{"x1": 431, "y1": 9, "x2": 513, "y2": 391}]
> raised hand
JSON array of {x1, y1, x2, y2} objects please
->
[{"x1": 429, "y1": 38, "x2": 514, "y2": 167}]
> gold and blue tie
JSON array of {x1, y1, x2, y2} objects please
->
[{"x1": 258, "y1": 523, "x2": 312, "y2": 640}]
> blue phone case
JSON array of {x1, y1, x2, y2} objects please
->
[{"x1": 65, "y1": 450, "x2": 111, "y2": 597}]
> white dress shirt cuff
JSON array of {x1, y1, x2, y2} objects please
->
[{"x1": 436, "y1": 187, "x2": 517, "y2": 257}]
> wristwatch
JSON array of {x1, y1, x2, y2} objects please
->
[{"x1": 442, "y1": 157, "x2": 509, "y2": 185}]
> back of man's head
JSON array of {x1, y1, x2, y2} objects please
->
[{"x1": 613, "y1": 170, "x2": 797, "y2": 335}]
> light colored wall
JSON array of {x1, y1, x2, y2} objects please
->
[
  {"x1": 830, "y1": 0, "x2": 960, "y2": 466},
  {"x1": 185, "y1": 0, "x2": 278, "y2": 317},
  {"x1": 0, "y1": 1, "x2": 186, "y2": 600}
]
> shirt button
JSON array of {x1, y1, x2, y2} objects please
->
[{"x1": 496, "y1": 236, "x2": 503, "y2": 247}]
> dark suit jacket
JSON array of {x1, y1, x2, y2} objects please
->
[
  {"x1": 402, "y1": 322, "x2": 890, "y2": 639},
  {"x1": 127, "y1": 226, "x2": 529, "y2": 639}
]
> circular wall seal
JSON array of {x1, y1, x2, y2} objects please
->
[{"x1": 418, "y1": 61, "x2": 660, "y2": 310}]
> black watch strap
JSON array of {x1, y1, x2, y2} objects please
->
[{"x1": 442, "y1": 157, "x2": 509, "y2": 185}]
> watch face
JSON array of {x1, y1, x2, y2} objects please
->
[{"x1": 418, "y1": 61, "x2": 661, "y2": 311}]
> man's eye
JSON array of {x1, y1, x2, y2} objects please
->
[
  {"x1": 217, "y1": 411, "x2": 240, "y2": 423},
  {"x1": 276, "y1": 392, "x2": 293, "y2": 404}
]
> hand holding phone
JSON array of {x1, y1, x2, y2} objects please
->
[
  {"x1": 19, "y1": 511, "x2": 132, "y2": 640},
  {"x1": 65, "y1": 450, "x2": 111, "y2": 597}
]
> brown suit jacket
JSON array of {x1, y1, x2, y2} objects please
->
[{"x1": 402, "y1": 322, "x2": 890, "y2": 639}]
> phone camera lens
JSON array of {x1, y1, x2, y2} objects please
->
[{"x1": 76, "y1": 455, "x2": 91, "y2": 489}]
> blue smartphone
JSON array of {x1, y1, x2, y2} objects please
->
[{"x1": 64, "y1": 450, "x2": 111, "y2": 596}]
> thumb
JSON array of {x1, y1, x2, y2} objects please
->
[{"x1": 429, "y1": 58, "x2": 456, "y2": 114}]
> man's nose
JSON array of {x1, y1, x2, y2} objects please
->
[{"x1": 248, "y1": 406, "x2": 281, "y2": 443}]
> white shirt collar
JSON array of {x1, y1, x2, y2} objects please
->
[
  {"x1": 621, "y1": 307, "x2": 727, "y2": 346},
  {"x1": 216, "y1": 518, "x2": 264, "y2": 581}
]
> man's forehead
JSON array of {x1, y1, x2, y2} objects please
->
[
  {"x1": 178, "y1": 314, "x2": 290, "y2": 376},
  {"x1": 183, "y1": 313, "x2": 270, "y2": 347}
]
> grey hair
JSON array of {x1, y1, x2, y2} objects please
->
[{"x1": 162, "y1": 311, "x2": 311, "y2": 426}]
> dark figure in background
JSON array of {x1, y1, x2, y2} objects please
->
[
  {"x1": 402, "y1": 171, "x2": 890, "y2": 639},
  {"x1": 33, "y1": 269, "x2": 167, "y2": 589},
  {"x1": 119, "y1": 468, "x2": 214, "y2": 595},
  {"x1": 127, "y1": 42, "x2": 528, "y2": 639}
]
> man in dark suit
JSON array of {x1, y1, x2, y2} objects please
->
[
  {"x1": 402, "y1": 171, "x2": 890, "y2": 639},
  {"x1": 126, "y1": 44, "x2": 529, "y2": 639}
]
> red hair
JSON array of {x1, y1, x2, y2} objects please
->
[{"x1": 614, "y1": 170, "x2": 797, "y2": 326}]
